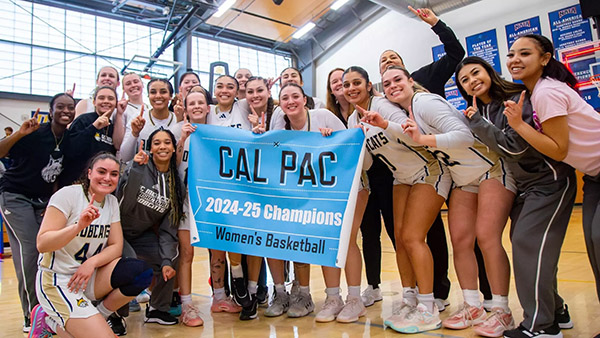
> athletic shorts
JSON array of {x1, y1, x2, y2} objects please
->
[
  {"x1": 35, "y1": 268, "x2": 99, "y2": 328},
  {"x1": 456, "y1": 158, "x2": 516, "y2": 194},
  {"x1": 393, "y1": 161, "x2": 452, "y2": 200}
]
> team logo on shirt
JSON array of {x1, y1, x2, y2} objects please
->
[
  {"x1": 94, "y1": 132, "x2": 114, "y2": 145},
  {"x1": 40, "y1": 154, "x2": 64, "y2": 183},
  {"x1": 76, "y1": 298, "x2": 89, "y2": 308}
]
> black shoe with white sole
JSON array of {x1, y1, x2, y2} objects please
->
[
  {"x1": 554, "y1": 304, "x2": 573, "y2": 329},
  {"x1": 144, "y1": 306, "x2": 178, "y2": 325},
  {"x1": 107, "y1": 313, "x2": 127, "y2": 336},
  {"x1": 239, "y1": 295, "x2": 258, "y2": 321},
  {"x1": 232, "y1": 277, "x2": 251, "y2": 308},
  {"x1": 503, "y1": 323, "x2": 562, "y2": 338}
]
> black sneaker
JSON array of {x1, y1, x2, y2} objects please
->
[
  {"x1": 554, "y1": 304, "x2": 573, "y2": 329},
  {"x1": 503, "y1": 323, "x2": 562, "y2": 338},
  {"x1": 107, "y1": 313, "x2": 127, "y2": 336},
  {"x1": 239, "y1": 294, "x2": 258, "y2": 321},
  {"x1": 256, "y1": 285, "x2": 268, "y2": 307},
  {"x1": 232, "y1": 277, "x2": 251, "y2": 307},
  {"x1": 144, "y1": 305, "x2": 178, "y2": 325}
]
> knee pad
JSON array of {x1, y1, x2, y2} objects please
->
[{"x1": 110, "y1": 257, "x2": 153, "y2": 297}]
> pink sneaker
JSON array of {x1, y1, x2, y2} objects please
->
[
  {"x1": 181, "y1": 303, "x2": 204, "y2": 327},
  {"x1": 473, "y1": 308, "x2": 515, "y2": 337},
  {"x1": 211, "y1": 297, "x2": 242, "y2": 313},
  {"x1": 442, "y1": 302, "x2": 486, "y2": 329},
  {"x1": 29, "y1": 304, "x2": 54, "y2": 338}
]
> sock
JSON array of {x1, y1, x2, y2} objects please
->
[
  {"x1": 325, "y1": 287, "x2": 340, "y2": 298},
  {"x1": 299, "y1": 285, "x2": 310, "y2": 295},
  {"x1": 417, "y1": 293, "x2": 435, "y2": 313},
  {"x1": 348, "y1": 286, "x2": 361, "y2": 297},
  {"x1": 180, "y1": 294, "x2": 192, "y2": 306},
  {"x1": 96, "y1": 301, "x2": 113, "y2": 319},
  {"x1": 402, "y1": 287, "x2": 418, "y2": 306},
  {"x1": 247, "y1": 281, "x2": 258, "y2": 295},
  {"x1": 231, "y1": 264, "x2": 244, "y2": 278},
  {"x1": 213, "y1": 287, "x2": 226, "y2": 300},
  {"x1": 492, "y1": 294, "x2": 510, "y2": 312},
  {"x1": 274, "y1": 284, "x2": 285, "y2": 294},
  {"x1": 463, "y1": 289, "x2": 481, "y2": 307}
]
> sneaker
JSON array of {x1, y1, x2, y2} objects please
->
[
  {"x1": 287, "y1": 291, "x2": 314, "y2": 318},
  {"x1": 473, "y1": 308, "x2": 515, "y2": 337},
  {"x1": 211, "y1": 296, "x2": 242, "y2": 313},
  {"x1": 169, "y1": 292, "x2": 182, "y2": 317},
  {"x1": 239, "y1": 295, "x2": 258, "y2": 320},
  {"x1": 361, "y1": 285, "x2": 383, "y2": 307},
  {"x1": 232, "y1": 277, "x2": 251, "y2": 308},
  {"x1": 554, "y1": 304, "x2": 573, "y2": 329},
  {"x1": 289, "y1": 280, "x2": 300, "y2": 302},
  {"x1": 23, "y1": 316, "x2": 31, "y2": 333},
  {"x1": 442, "y1": 302, "x2": 487, "y2": 329},
  {"x1": 136, "y1": 289, "x2": 151, "y2": 303},
  {"x1": 256, "y1": 285, "x2": 268, "y2": 307},
  {"x1": 336, "y1": 295, "x2": 367, "y2": 323},
  {"x1": 315, "y1": 295, "x2": 344, "y2": 322},
  {"x1": 435, "y1": 298, "x2": 450, "y2": 312},
  {"x1": 129, "y1": 299, "x2": 141, "y2": 312},
  {"x1": 265, "y1": 291, "x2": 290, "y2": 317},
  {"x1": 181, "y1": 303, "x2": 203, "y2": 327},
  {"x1": 29, "y1": 305, "x2": 54, "y2": 338},
  {"x1": 144, "y1": 306, "x2": 178, "y2": 325},
  {"x1": 384, "y1": 298, "x2": 417, "y2": 329},
  {"x1": 503, "y1": 323, "x2": 563, "y2": 338},
  {"x1": 386, "y1": 303, "x2": 441, "y2": 333},
  {"x1": 483, "y1": 299, "x2": 493, "y2": 312},
  {"x1": 107, "y1": 313, "x2": 127, "y2": 336}
]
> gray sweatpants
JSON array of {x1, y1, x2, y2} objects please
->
[
  {"x1": 0, "y1": 191, "x2": 47, "y2": 320},
  {"x1": 123, "y1": 231, "x2": 178, "y2": 312},
  {"x1": 510, "y1": 172, "x2": 576, "y2": 331},
  {"x1": 583, "y1": 172, "x2": 600, "y2": 301}
]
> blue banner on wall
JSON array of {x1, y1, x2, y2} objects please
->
[
  {"x1": 187, "y1": 125, "x2": 366, "y2": 268},
  {"x1": 466, "y1": 29, "x2": 501, "y2": 75},
  {"x1": 548, "y1": 4, "x2": 592, "y2": 56},
  {"x1": 432, "y1": 44, "x2": 468, "y2": 110},
  {"x1": 505, "y1": 16, "x2": 541, "y2": 48}
]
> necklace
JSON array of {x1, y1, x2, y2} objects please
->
[
  {"x1": 292, "y1": 109, "x2": 311, "y2": 131},
  {"x1": 51, "y1": 128, "x2": 64, "y2": 152},
  {"x1": 149, "y1": 109, "x2": 174, "y2": 126}
]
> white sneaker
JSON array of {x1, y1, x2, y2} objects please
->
[
  {"x1": 136, "y1": 289, "x2": 151, "y2": 303},
  {"x1": 361, "y1": 285, "x2": 383, "y2": 307},
  {"x1": 384, "y1": 299, "x2": 416, "y2": 329},
  {"x1": 315, "y1": 295, "x2": 344, "y2": 322},
  {"x1": 434, "y1": 298, "x2": 449, "y2": 312},
  {"x1": 336, "y1": 295, "x2": 367, "y2": 323},
  {"x1": 386, "y1": 303, "x2": 441, "y2": 334},
  {"x1": 265, "y1": 291, "x2": 290, "y2": 317},
  {"x1": 287, "y1": 292, "x2": 314, "y2": 318}
]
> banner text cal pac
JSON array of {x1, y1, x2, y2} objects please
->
[{"x1": 188, "y1": 125, "x2": 365, "y2": 268}]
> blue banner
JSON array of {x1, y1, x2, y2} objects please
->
[
  {"x1": 466, "y1": 29, "x2": 501, "y2": 74},
  {"x1": 548, "y1": 4, "x2": 592, "y2": 56},
  {"x1": 188, "y1": 125, "x2": 366, "y2": 268},
  {"x1": 505, "y1": 16, "x2": 541, "y2": 48},
  {"x1": 432, "y1": 44, "x2": 468, "y2": 110}
]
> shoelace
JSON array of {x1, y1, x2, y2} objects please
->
[
  {"x1": 322, "y1": 297, "x2": 341, "y2": 310},
  {"x1": 480, "y1": 310, "x2": 509, "y2": 329},
  {"x1": 184, "y1": 305, "x2": 201, "y2": 318}
]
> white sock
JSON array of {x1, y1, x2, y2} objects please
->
[
  {"x1": 96, "y1": 301, "x2": 113, "y2": 319},
  {"x1": 247, "y1": 281, "x2": 258, "y2": 295},
  {"x1": 463, "y1": 289, "x2": 481, "y2": 307},
  {"x1": 299, "y1": 285, "x2": 310, "y2": 295},
  {"x1": 274, "y1": 284, "x2": 285, "y2": 294},
  {"x1": 402, "y1": 287, "x2": 418, "y2": 306},
  {"x1": 180, "y1": 294, "x2": 192, "y2": 306},
  {"x1": 417, "y1": 293, "x2": 435, "y2": 313},
  {"x1": 213, "y1": 287, "x2": 226, "y2": 300},
  {"x1": 492, "y1": 294, "x2": 510, "y2": 312},
  {"x1": 347, "y1": 286, "x2": 361, "y2": 297},
  {"x1": 231, "y1": 264, "x2": 244, "y2": 278},
  {"x1": 325, "y1": 287, "x2": 340, "y2": 298}
]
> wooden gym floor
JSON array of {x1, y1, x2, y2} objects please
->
[{"x1": 1, "y1": 206, "x2": 599, "y2": 337}]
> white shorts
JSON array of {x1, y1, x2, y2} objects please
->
[
  {"x1": 457, "y1": 158, "x2": 516, "y2": 194},
  {"x1": 393, "y1": 161, "x2": 452, "y2": 200},
  {"x1": 36, "y1": 269, "x2": 99, "y2": 328}
]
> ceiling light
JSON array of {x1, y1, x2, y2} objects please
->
[
  {"x1": 292, "y1": 22, "x2": 316, "y2": 39},
  {"x1": 331, "y1": 0, "x2": 351, "y2": 10},
  {"x1": 213, "y1": 0, "x2": 236, "y2": 18}
]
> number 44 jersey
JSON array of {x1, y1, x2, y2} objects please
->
[{"x1": 38, "y1": 184, "x2": 120, "y2": 275}]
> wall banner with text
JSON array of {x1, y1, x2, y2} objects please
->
[{"x1": 188, "y1": 125, "x2": 366, "y2": 268}]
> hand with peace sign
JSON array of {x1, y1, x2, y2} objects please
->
[
  {"x1": 463, "y1": 95, "x2": 479, "y2": 119},
  {"x1": 19, "y1": 108, "x2": 41, "y2": 136},
  {"x1": 174, "y1": 92, "x2": 185, "y2": 122},
  {"x1": 131, "y1": 106, "x2": 146, "y2": 137},
  {"x1": 408, "y1": 5, "x2": 439, "y2": 27},
  {"x1": 267, "y1": 76, "x2": 281, "y2": 90},
  {"x1": 134, "y1": 141, "x2": 150, "y2": 165},
  {"x1": 503, "y1": 90, "x2": 527, "y2": 129},
  {"x1": 252, "y1": 112, "x2": 267, "y2": 134},
  {"x1": 65, "y1": 83, "x2": 76, "y2": 97},
  {"x1": 357, "y1": 105, "x2": 388, "y2": 129},
  {"x1": 93, "y1": 109, "x2": 112, "y2": 130},
  {"x1": 180, "y1": 113, "x2": 197, "y2": 142}
]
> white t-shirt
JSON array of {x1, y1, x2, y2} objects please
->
[
  {"x1": 531, "y1": 77, "x2": 600, "y2": 176},
  {"x1": 38, "y1": 185, "x2": 120, "y2": 275},
  {"x1": 207, "y1": 100, "x2": 252, "y2": 130},
  {"x1": 270, "y1": 108, "x2": 346, "y2": 132}
]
